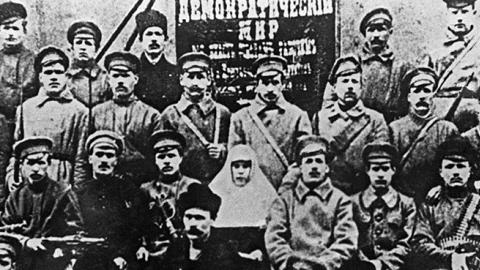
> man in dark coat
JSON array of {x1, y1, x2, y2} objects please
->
[
  {"x1": 75, "y1": 130, "x2": 146, "y2": 270},
  {"x1": 1, "y1": 136, "x2": 83, "y2": 270},
  {"x1": 134, "y1": 10, "x2": 180, "y2": 113}
]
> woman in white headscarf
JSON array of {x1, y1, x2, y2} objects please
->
[{"x1": 209, "y1": 144, "x2": 278, "y2": 228}]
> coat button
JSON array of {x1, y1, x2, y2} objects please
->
[
  {"x1": 375, "y1": 228, "x2": 383, "y2": 236},
  {"x1": 374, "y1": 213, "x2": 383, "y2": 222}
]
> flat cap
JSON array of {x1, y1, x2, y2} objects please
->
[
  {"x1": 178, "y1": 52, "x2": 212, "y2": 73},
  {"x1": 0, "y1": 234, "x2": 22, "y2": 260},
  {"x1": 34, "y1": 46, "x2": 69, "y2": 74},
  {"x1": 359, "y1": 8, "x2": 393, "y2": 36},
  {"x1": 436, "y1": 135, "x2": 476, "y2": 165},
  {"x1": 443, "y1": 0, "x2": 476, "y2": 8},
  {"x1": 328, "y1": 54, "x2": 362, "y2": 84},
  {"x1": 295, "y1": 135, "x2": 333, "y2": 163},
  {"x1": 362, "y1": 142, "x2": 398, "y2": 166},
  {"x1": 178, "y1": 183, "x2": 221, "y2": 219},
  {"x1": 150, "y1": 130, "x2": 186, "y2": 153},
  {"x1": 67, "y1": 21, "x2": 102, "y2": 48},
  {"x1": 13, "y1": 136, "x2": 53, "y2": 160},
  {"x1": 252, "y1": 55, "x2": 288, "y2": 77},
  {"x1": 135, "y1": 9, "x2": 167, "y2": 37},
  {"x1": 86, "y1": 130, "x2": 124, "y2": 155},
  {"x1": 104, "y1": 51, "x2": 140, "y2": 74},
  {"x1": 0, "y1": 2, "x2": 26, "y2": 24}
]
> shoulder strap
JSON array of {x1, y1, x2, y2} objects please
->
[
  {"x1": 399, "y1": 117, "x2": 440, "y2": 169},
  {"x1": 247, "y1": 108, "x2": 289, "y2": 168},
  {"x1": 332, "y1": 114, "x2": 371, "y2": 154},
  {"x1": 174, "y1": 105, "x2": 219, "y2": 147}
]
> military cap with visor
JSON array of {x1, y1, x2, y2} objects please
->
[
  {"x1": 0, "y1": 1, "x2": 27, "y2": 25},
  {"x1": 67, "y1": 21, "x2": 102, "y2": 49},
  {"x1": 362, "y1": 142, "x2": 399, "y2": 167},
  {"x1": 252, "y1": 55, "x2": 288, "y2": 77},
  {"x1": 359, "y1": 8, "x2": 393, "y2": 36},
  {"x1": 86, "y1": 130, "x2": 124, "y2": 156},
  {"x1": 328, "y1": 54, "x2": 362, "y2": 84},
  {"x1": 295, "y1": 135, "x2": 333, "y2": 164},
  {"x1": 178, "y1": 52, "x2": 212, "y2": 74},
  {"x1": 104, "y1": 51, "x2": 140, "y2": 74},
  {"x1": 13, "y1": 136, "x2": 53, "y2": 160},
  {"x1": 443, "y1": 0, "x2": 476, "y2": 8},
  {"x1": 34, "y1": 46, "x2": 70, "y2": 75},
  {"x1": 150, "y1": 130, "x2": 187, "y2": 154},
  {"x1": 135, "y1": 9, "x2": 168, "y2": 37},
  {"x1": 400, "y1": 66, "x2": 438, "y2": 97}
]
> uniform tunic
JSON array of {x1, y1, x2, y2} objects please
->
[
  {"x1": 410, "y1": 190, "x2": 480, "y2": 270},
  {"x1": 92, "y1": 97, "x2": 162, "y2": 185},
  {"x1": 6, "y1": 87, "x2": 89, "y2": 187},
  {"x1": 66, "y1": 61, "x2": 110, "y2": 107},
  {"x1": 265, "y1": 178, "x2": 357, "y2": 270},
  {"x1": 389, "y1": 113, "x2": 458, "y2": 200},
  {"x1": 229, "y1": 96, "x2": 311, "y2": 189},
  {"x1": 352, "y1": 186, "x2": 416, "y2": 270},
  {"x1": 160, "y1": 96, "x2": 231, "y2": 183},
  {"x1": 313, "y1": 100, "x2": 389, "y2": 194},
  {"x1": 136, "y1": 54, "x2": 181, "y2": 113}
]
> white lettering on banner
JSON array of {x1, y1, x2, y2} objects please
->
[
  {"x1": 238, "y1": 19, "x2": 279, "y2": 41},
  {"x1": 178, "y1": 0, "x2": 334, "y2": 23}
]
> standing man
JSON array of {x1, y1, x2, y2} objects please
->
[
  {"x1": 423, "y1": 0, "x2": 480, "y2": 129},
  {"x1": 410, "y1": 136, "x2": 480, "y2": 270},
  {"x1": 351, "y1": 142, "x2": 416, "y2": 270},
  {"x1": 66, "y1": 21, "x2": 109, "y2": 108},
  {"x1": 313, "y1": 55, "x2": 389, "y2": 195},
  {"x1": 137, "y1": 130, "x2": 200, "y2": 268},
  {"x1": 2, "y1": 136, "x2": 83, "y2": 270},
  {"x1": 229, "y1": 55, "x2": 311, "y2": 189},
  {"x1": 75, "y1": 130, "x2": 145, "y2": 270},
  {"x1": 160, "y1": 52, "x2": 230, "y2": 184},
  {"x1": 323, "y1": 8, "x2": 411, "y2": 123},
  {"x1": 390, "y1": 67, "x2": 458, "y2": 202},
  {"x1": 6, "y1": 46, "x2": 89, "y2": 191},
  {"x1": 135, "y1": 9, "x2": 180, "y2": 113},
  {"x1": 92, "y1": 51, "x2": 162, "y2": 185},
  {"x1": 265, "y1": 136, "x2": 357, "y2": 270}
]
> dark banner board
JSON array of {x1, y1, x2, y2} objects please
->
[{"x1": 176, "y1": 0, "x2": 336, "y2": 113}]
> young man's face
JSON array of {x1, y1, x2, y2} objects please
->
[
  {"x1": 335, "y1": 72, "x2": 361, "y2": 106},
  {"x1": 366, "y1": 160, "x2": 396, "y2": 190},
  {"x1": 21, "y1": 153, "x2": 50, "y2": 184},
  {"x1": 300, "y1": 145, "x2": 329, "y2": 186},
  {"x1": 180, "y1": 69, "x2": 211, "y2": 102},
  {"x1": 0, "y1": 19, "x2": 26, "y2": 48},
  {"x1": 38, "y1": 63, "x2": 68, "y2": 95},
  {"x1": 183, "y1": 208, "x2": 213, "y2": 242},
  {"x1": 407, "y1": 83, "x2": 435, "y2": 116},
  {"x1": 72, "y1": 33, "x2": 97, "y2": 62},
  {"x1": 140, "y1": 26, "x2": 166, "y2": 56},
  {"x1": 89, "y1": 148, "x2": 118, "y2": 178},
  {"x1": 365, "y1": 23, "x2": 392, "y2": 53},
  {"x1": 447, "y1": 5, "x2": 477, "y2": 36},
  {"x1": 108, "y1": 69, "x2": 138, "y2": 100},
  {"x1": 231, "y1": 160, "x2": 252, "y2": 187},
  {"x1": 155, "y1": 148, "x2": 182, "y2": 176},
  {"x1": 439, "y1": 158, "x2": 471, "y2": 188},
  {"x1": 256, "y1": 73, "x2": 284, "y2": 104}
]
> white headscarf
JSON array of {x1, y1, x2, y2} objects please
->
[{"x1": 209, "y1": 144, "x2": 278, "y2": 227}]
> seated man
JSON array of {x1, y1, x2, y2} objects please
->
[
  {"x1": 161, "y1": 183, "x2": 254, "y2": 270},
  {"x1": 351, "y1": 142, "x2": 416, "y2": 270},
  {"x1": 265, "y1": 135, "x2": 357, "y2": 270},
  {"x1": 410, "y1": 136, "x2": 480, "y2": 270}
]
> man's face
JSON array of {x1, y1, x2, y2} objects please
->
[
  {"x1": 108, "y1": 69, "x2": 138, "y2": 99},
  {"x1": 407, "y1": 83, "x2": 435, "y2": 115},
  {"x1": 365, "y1": 23, "x2": 392, "y2": 53},
  {"x1": 88, "y1": 148, "x2": 118, "y2": 177},
  {"x1": 439, "y1": 158, "x2": 471, "y2": 187},
  {"x1": 155, "y1": 148, "x2": 182, "y2": 176},
  {"x1": 0, "y1": 19, "x2": 26, "y2": 48},
  {"x1": 38, "y1": 63, "x2": 68, "y2": 95},
  {"x1": 180, "y1": 70, "x2": 211, "y2": 101},
  {"x1": 72, "y1": 33, "x2": 96, "y2": 62},
  {"x1": 256, "y1": 73, "x2": 284, "y2": 104},
  {"x1": 21, "y1": 153, "x2": 49, "y2": 184},
  {"x1": 0, "y1": 254, "x2": 15, "y2": 270},
  {"x1": 447, "y1": 5, "x2": 477, "y2": 36},
  {"x1": 366, "y1": 160, "x2": 396, "y2": 190},
  {"x1": 183, "y1": 208, "x2": 213, "y2": 242},
  {"x1": 231, "y1": 160, "x2": 252, "y2": 187},
  {"x1": 300, "y1": 145, "x2": 329, "y2": 186},
  {"x1": 335, "y1": 72, "x2": 362, "y2": 106},
  {"x1": 140, "y1": 26, "x2": 166, "y2": 55}
]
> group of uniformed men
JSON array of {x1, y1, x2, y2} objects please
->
[{"x1": 0, "y1": 0, "x2": 479, "y2": 270}]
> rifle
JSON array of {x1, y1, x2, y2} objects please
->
[
  {"x1": 444, "y1": 72, "x2": 475, "y2": 121},
  {"x1": 124, "y1": 0, "x2": 157, "y2": 51},
  {"x1": 41, "y1": 234, "x2": 106, "y2": 247}
]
